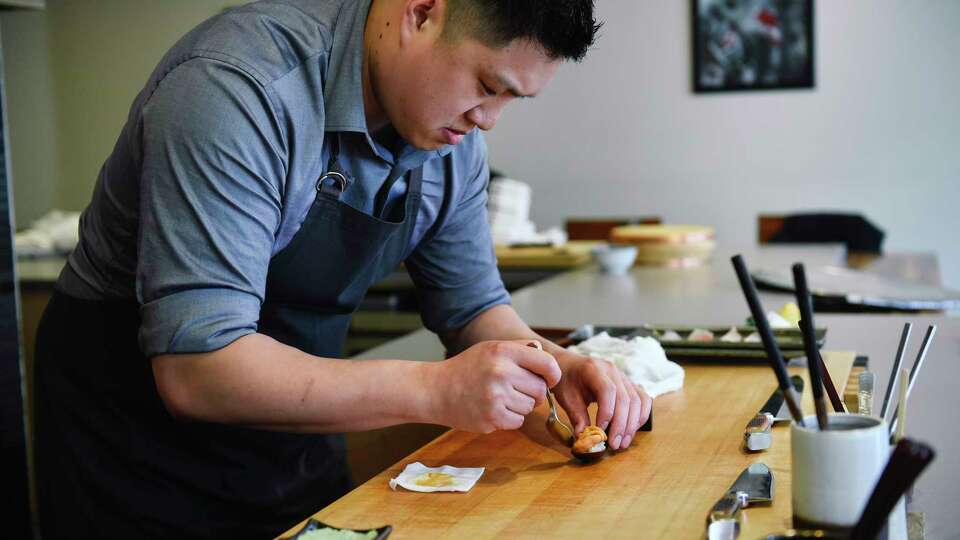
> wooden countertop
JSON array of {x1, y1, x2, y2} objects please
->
[{"x1": 279, "y1": 352, "x2": 855, "y2": 539}]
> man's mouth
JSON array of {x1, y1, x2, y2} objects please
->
[{"x1": 440, "y1": 127, "x2": 469, "y2": 145}]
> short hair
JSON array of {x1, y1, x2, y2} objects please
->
[{"x1": 443, "y1": 0, "x2": 601, "y2": 62}]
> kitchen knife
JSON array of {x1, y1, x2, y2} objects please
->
[
  {"x1": 769, "y1": 375, "x2": 805, "y2": 423},
  {"x1": 706, "y1": 463, "x2": 774, "y2": 540},
  {"x1": 744, "y1": 377, "x2": 804, "y2": 452}
]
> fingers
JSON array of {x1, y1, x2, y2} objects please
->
[
  {"x1": 606, "y1": 378, "x2": 632, "y2": 450},
  {"x1": 621, "y1": 383, "x2": 645, "y2": 448},
  {"x1": 593, "y1": 372, "x2": 618, "y2": 433},
  {"x1": 638, "y1": 385, "x2": 653, "y2": 428},
  {"x1": 504, "y1": 388, "x2": 537, "y2": 416},
  {"x1": 508, "y1": 366, "x2": 548, "y2": 407},
  {"x1": 501, "y1": 340, "x2": 562, "y2": 388}
]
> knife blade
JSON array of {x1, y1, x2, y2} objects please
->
[
  {"x1": 706, "y1": 463, "x2": 774, "y2": 540},
  {"x1": 744, "y1": 376, "x2": 804, "y2": 452},
  {"x1": 770, "y1": 375, "x2": 804, "y2": 423}
]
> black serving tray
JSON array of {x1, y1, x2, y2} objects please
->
[
  {"x1": 288, "y1": 519, "x2": 392, "y2": 540},
  {"x1": 566, "y1": 324, "x2": 826, "y2": 362}
]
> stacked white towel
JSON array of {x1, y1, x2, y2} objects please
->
[{"x1": 15, "y1": 210, "x2": 81, "y2": 257}]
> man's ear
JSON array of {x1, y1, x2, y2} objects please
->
[{"x1": 399, "y1": 0, "x2": 444, "y2": 46}]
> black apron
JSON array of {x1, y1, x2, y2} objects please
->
[{"x1": 35, "y1": 135, "x2": 426, "y2": 539}]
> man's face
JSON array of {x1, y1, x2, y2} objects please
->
[{"x1": 371, "y1": 4, "x2": 561, "y2": 150}]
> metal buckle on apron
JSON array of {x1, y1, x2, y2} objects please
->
[{"x1": 317, "y1": 170, "x2": 349, "y2": 198}]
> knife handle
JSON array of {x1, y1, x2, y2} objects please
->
[
  {"x1": 744, "y1": 413, "x2": 774, "y2": 452},
  {"x1": 707, "y1": 491, "x2": 746, "y2": 526}
]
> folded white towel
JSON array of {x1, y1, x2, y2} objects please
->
[{"x1": 567, "y1": 332, "x2": 684, "y2": 398}]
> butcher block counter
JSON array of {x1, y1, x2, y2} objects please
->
[{"x1": 279, "y1": 352, "x2": 856, "y2": 539}]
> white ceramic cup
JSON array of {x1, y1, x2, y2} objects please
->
[{"x1": 791, "y1": 414, "x2": 906, "y2": 539}]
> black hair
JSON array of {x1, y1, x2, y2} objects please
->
[{"x1": 444, "y1": 0, "x2": 601, "y2": 62}]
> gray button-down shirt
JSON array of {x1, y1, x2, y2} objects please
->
[{"x1": 59, "y1": 0, "x2": 509, "y2": 357}]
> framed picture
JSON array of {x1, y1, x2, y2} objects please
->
[{"x1": 692, "y1": 0, "x2": 815, "y2": 92}]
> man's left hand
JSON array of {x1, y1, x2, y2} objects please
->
[{"x1": 550, "y1": 350, "x2": 652, "y2": 451}]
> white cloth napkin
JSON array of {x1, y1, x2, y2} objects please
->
[
  {"x1": 567, "y1": 332, "x2": 685, "y2": 398},
  {"x1": 388, "y1": 462, "x2": 485, "y2": 493}
]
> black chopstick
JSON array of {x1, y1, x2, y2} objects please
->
[
  {"x1": 849, "y1": 439, "x2": 935, "y2": 540},
  {"x1": 792, "y1": 263, "x2": 828, "y2": 430},
  {"x1": 880, "y1": 323, "x2": 912, "y2": 420},
  {"x1": 731, "y1": 255, "x2": 805, "y2": 427}
]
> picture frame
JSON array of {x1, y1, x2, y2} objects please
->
[{"x1": 692, "y1": 0, "x2": 815, "y2": 92}]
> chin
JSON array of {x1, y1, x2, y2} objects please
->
[
  {"x1": 408, "y1": 134, "x2": 445, "y2": 151},
  {"x1": 393, "y1": 122, "x2": 446, "y2": 151}
]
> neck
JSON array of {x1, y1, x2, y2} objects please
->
[{"x1": 363, "y1": 0, "x2": 390, "y2": 131}]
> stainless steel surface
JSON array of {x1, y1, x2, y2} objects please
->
[
  {"x1": 752, "y1": 264, "x2": 960, "y2": 311},
  {"x1": 706, "y1": 463, "x2": 774, "y2": 539},
  {"x1": 356, "y1": 245, "x2": 959, "y2": 538},
  {"x1": 744, "y1": 413, "x2": 774, "y2": 452},
  {"x1": 509, "y1": 245, "x2": 846, "y2": 329}
]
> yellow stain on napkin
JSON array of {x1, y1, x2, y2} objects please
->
[{"x1": 414, "y1": 472, "x2": 454, "y2": 488}]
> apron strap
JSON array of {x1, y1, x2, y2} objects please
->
[
  {"x1": 317, "y1": 134, "x2": 351, "y2": 198},
  {"x1": 373, "y1": 164, "x2": 424, "y2": 219}
]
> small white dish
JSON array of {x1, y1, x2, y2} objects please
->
[{"x1": 592, "y1": 245, "x2": 638, "y2": 275}]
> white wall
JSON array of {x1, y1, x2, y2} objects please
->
[
  {"x1": 0, "y1": 9, "x2": 58, "y2": 225},
  {"x1": 485, "y1": 0, "x2": 960, "y2": 288},
  {"x1": 1, "y1": 0, "x2": 239, "y2": 227}
]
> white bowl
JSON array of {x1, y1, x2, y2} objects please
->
[{"x1": 591, "y1": 245, "x2": 638, "y2": 275}]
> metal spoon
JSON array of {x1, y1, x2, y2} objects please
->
[
  {"x1": 526, "y1": 341, "x2": 574, "y2": 446},
  {"x1": 545, "y1": 389, "x2": 574, "y2": 446}
]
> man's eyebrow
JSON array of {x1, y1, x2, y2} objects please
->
[{"x1": 497, "y1": 74, "x2": 535, "y2": 99}]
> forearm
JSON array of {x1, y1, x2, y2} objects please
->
[
  {"x1": 445, "y1": 304, "x2": 569, "y2": 359},
  {"x1": 152, "y1": 333, "x2": 439, "y2": 433}
]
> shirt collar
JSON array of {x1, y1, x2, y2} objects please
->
[{"x1": 323, "y1": 0, "x2": 372, "y2": 132}]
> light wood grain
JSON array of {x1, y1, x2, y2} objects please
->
[
  {"x1": 494, "y1": 243, "x2": 594, "y2": 269},
  {"x1": 279, "y1": 352, "x2": 855, "y2": 539}
]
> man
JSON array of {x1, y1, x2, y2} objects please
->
[{"x1": 35, "y1": 0, "x2": 652, "y2": 538}]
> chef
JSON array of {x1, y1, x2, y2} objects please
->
[{"x1": 34, "y1": 0, "x2": 651, "y2": 538}]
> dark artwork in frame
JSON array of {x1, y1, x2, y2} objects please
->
[{"x1": 692, "y1": 0, "x2": 815, "y2": 92}]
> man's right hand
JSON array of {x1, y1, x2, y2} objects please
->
[{"x1": 429, "y1": 340, "x2": 562, "y2": 433}]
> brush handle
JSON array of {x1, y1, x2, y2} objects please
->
[
  {"x1": 906, "y1": 325, "x2": 937, "y2": 398},
  {"x1": 791, "y1": 263, "x2": 845, "y2": 417},
  {"x1": 731, "y1": 255, "x2": 804, "y2": 426},
  {"x1": 849, "y1": 439, "x2": 935, "y2": 540},
  {"x1": 792, "y1": 265, "x2": 825, "y2": 399},
  {"x1": 880, "y1": 323, "x2": 912, "y2": 420}
]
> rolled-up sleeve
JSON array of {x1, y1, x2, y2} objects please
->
[
  {"x1": 136, "y1": 58, "x2": 287, "y2": 357},
  {"x1": 405, "y1": 139, "x2": 511, "y2": 335}
]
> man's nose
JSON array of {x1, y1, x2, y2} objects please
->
[{"x1": 467, "y1": 101, "x2": 506, "y2": 131}]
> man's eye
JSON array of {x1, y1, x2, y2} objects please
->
[{"x1": 480, "y1": 81, "x2": 497, "y2": 97}]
